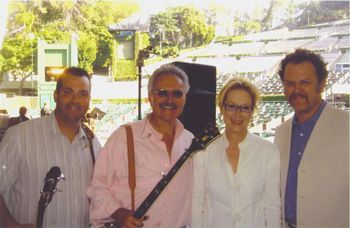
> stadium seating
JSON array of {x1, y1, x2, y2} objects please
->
[{"x1": 92, "y1": 19, "x2": 349, "y2": 143}]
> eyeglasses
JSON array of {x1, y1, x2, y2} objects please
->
[
  {"x1": 223, "y1": 103, "x2": 253, "y2": 113},
  {"x1": 153, "y1": 88, "x2": 184, "y2": 98}
]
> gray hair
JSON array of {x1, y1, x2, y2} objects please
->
[{"x1": 147, "y1": 64, "x2": 190, "y2": 93}]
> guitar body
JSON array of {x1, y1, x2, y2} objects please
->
[
  {"x1": 35, "y1": 166, "x2": 64, "y2": 228},
  {"x1": 104, "y1": 123, "x2": 220, "y2": 227}
]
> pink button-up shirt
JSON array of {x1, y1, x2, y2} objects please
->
[{"x1": 87, "y1": 117, "x2": 194, "y2": 227}]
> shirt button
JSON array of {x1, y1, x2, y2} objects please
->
[
  {"x1": 300, "y1": 133, "x2": 304, "y2": 136},
  {"x1": 298, "y1": 152, "x2": 302, "y2": 156},
  {"x1": 160, "y1": 171, "x2": 166, "y2": 177}
]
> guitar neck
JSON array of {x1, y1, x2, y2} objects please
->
[
  {"x1": 133, "y1": 150, "x2": 190, "y2": 219},
  {"x1": 36, "y1": 197, "x2": 48, "y2": 228},
  {"x1": 35, "y1": 166, "x2": 64, "y2": 228}
]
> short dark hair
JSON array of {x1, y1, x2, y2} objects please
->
[
  {"x1": 19, "y1": 106, "x2": 27, "y2": 115},
  {"x1": 278, "y1": 48, "x2": 328, "y2": 84},
  {"x1": 56, "y1": 67, "x2": 91, "y2": 91}
]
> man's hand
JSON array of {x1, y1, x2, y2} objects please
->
[
  {"x1": 111, "y1": 208, "x2": 149, "y2": 228},
  {"x1": 0, "y1": 195, "x2": 35, "y2": 228}
]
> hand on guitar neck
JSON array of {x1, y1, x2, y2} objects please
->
[{"x1": 110, "y1": 208, "x2": 149, "y2": 228}]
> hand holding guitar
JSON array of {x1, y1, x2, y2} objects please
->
[{"x1": 110, "y1": 208, "x2": 149, "y2": 228}]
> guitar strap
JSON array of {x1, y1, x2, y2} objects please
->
[
  {"x1": 124, "y1": 124, "x2": 136, "y2": 211},
  {"x1": 81, "y1": 123, "x2": 95, "y2": 165}
]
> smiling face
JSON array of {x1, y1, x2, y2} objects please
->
[
  {"x1": 54, "y1": 73, "x2": 91, "y2": 125},
  {"x1": 221, "y1": 89, "x2": 253, "y2": 138},
  {"x1": 148, "y1": 74, "x2": 186, "y2": 125},
  {"x1": 283, "y1": 61, "x2": 325, "y2": 122}
]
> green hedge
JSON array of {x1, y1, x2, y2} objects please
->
[
  {"x1": 115, "y1": 60, "x2": 137, "y2": 80},
  {"x1": 260, "y1": 94, "x2": 286, "y2": 102},
  {"x1": 112, "y1": 31, "x2": 152, "y2": 81}
]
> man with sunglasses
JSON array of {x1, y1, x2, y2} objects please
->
[
  {"x1": 88, "y1": 64, "x2": 194, "y2": 228},
  {"x1": 274, "y1": 49, "x2": 349, "y2": 228}
]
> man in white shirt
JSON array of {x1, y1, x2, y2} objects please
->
[{"x1": 0, "y1": 67, "x2": 101, "y2": 227}]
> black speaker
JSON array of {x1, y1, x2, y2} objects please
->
[{"x1": 172, "y1": 61, "x2": 216, "y2": 136}]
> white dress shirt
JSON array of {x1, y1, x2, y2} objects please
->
[{"x1": 192, "y1": 132, "x2": 281, "y2": 228}]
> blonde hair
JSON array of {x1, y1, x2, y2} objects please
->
[{"x1": 217, "y1": 77, "x2": 260, "y2": 111}]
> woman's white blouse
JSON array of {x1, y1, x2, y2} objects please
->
[{"x1": 191, "y1": 132, "x2": 281, "y2": 228}]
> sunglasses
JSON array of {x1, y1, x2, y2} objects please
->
[
  {"x1": 153, "y1": 88, "x2": 185, "y2": 98},
  {"x1": 223, "y1": 103, "x2": 253, "y2": 113}
]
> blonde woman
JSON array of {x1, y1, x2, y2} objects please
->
[{"x1": 192, "y1": 78, "x2": 281, "y2": 228}]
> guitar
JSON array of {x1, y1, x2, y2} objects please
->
[
  {"x1": 35, "y1": 166, "x2": 65, "y2": 228},
  {"x1": 104, "y1": 123, "x2": 220, "y2": 228}
]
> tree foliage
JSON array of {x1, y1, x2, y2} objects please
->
[
  {"x1": 1, "y1": 0, "x2": 36, "y2": 91},
  {"x1": 232, "y1": 0, "x2": 349, "y2": 35},
  {"x1": 233, "y1": 12, "x2": 262, "y2": 35},
  {"x1": 1, "y1": 0, "x2": 139, "y2": 81},
  {"x1": 279, "y1": 1, "x2": 349, "y2": 29},
  {"x1": 150, "y1": 6, "x2": 215, "y2": 57}
]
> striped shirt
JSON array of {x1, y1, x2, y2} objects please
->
[{"x1": 0, "y1": 113, "x2": 101, "y2": 227}]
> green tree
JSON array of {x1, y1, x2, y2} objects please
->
[
  {"x1": 150, "y1": 6, "x2": 215, "y2": 56},
  {"x1": 1, "y1": 0, "x2": 139, "y2": 80},
  {"x1": 300, "y1": 1, "x2": 349, "y2": 26},
  {"x1": 1, "y1": 33, "x2": 35, "y2": 95},
  {"x1": 77, "y1": 32, "x2": 97, "y2": 73},
  {"x1": 178, "y1": 6, "x2": 215, "y2": 47},
  {"x1": 260, "y1": 1, "x2": 278, "y2": 31},
  {"x1": 1, "y1": 1, "x2": 37, "y2": 95},
  {"x1": 279, "y1": 1, "x2": 349, "y2": 29},
  {"x1": 233, "y1": 12, "x2": 262, "y2": 35},
  {"x1": 0, "y1": 55, "x2": 5, "y2": 83},
  {"x1": 82, "y1": 1, "x2": 139, "y2": 74}
]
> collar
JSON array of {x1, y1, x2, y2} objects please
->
[
  {"x1": 140, "y1": 114, "x2": 185, "y2": 140},
  {"x1": 223, "y1": 131, "x2": 252, "y2": 149},
  {"x1": 49, "y1": 112, "x2": 85, "y2": 140}
]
